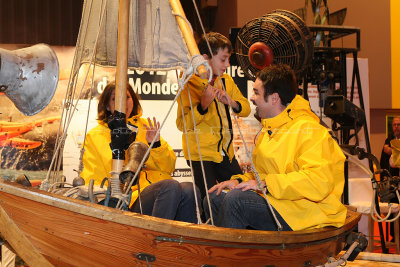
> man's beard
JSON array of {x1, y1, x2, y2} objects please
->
[{"x1": 254, "y1": 107, "x2": 261, "y2": 122}]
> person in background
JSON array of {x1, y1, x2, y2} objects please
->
[
  {"x1": 81, "y1": 82, "x2": 200, "y2": 223},
  {"x1": 204, "y1": 64, "x2": 347, "y2": 231},
  {"x1": 380, "y1": 116, "x2": 400, "y2": 241},
  {"x1": 380, "y1": 116, "x2": 400, "y2": 176},
  {"x1": 176, "y1": 32, "x2": 251, "y2": 199}
]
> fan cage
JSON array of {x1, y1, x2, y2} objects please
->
[
  {"x1": 235, "y1": 10, "x2": 313, "y2": 81},
  {"x1": 273, "y1": 9, "x2": 314, "y2": 67}
]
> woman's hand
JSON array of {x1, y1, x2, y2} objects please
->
[{"x1": 144, "y1": 117, "x2": 160, "y2": 144}]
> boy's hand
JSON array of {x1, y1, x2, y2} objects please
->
[
  {"x1": 201, "y1": 84, "x2": 217, "y2": 110},
  {"x1": 216, "y1": 89, "x2": 238, "y2": 110}
]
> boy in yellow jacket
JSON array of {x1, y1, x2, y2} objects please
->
[
  {"x1": 176, "y1": 32, "x2": 251, "y2": 198},
  {"x1": 205, "y1": 64, "x2": 347, "y2": 231}
]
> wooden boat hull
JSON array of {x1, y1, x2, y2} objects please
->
[{"x1": 0, "y1": 180, "x2": 361, "y2": 267}]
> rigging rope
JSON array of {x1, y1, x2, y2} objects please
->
[
  {"x1": 46, "y1": 0, "x2": 282, "y2": 230},
  {"x1": 115, "y1": 54, "x2": 210, "y2": 219},
  {"x1": 180, "y1": 70, "x2": 213, "y2": 224},
  {"x1": 42, "y1": 0, "x2": 108, "y2": 191},
  {"x1": 79, "y1": 62, "x2": 98, "y2": 175},
  {"x1": 172, "y1": 13, "x2": 194, "y2": 34},
  {"x1": 176, "y1": 70, "x2": 206, "y2": 224},
  {"x1": 342, "y1": 150, "x2": 400, "y2": 223},
  {"x1": 189, "y1": 0, "x2": 282, "y2": 230}
]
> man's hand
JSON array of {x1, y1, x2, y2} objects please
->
[
  {"x1": 200, "y1": 84, "x2": 217, "y2": 110},
  {"x1": 208, "y1": 180, "x2": 239, "y2": 195},
  {"x1": 234, "y1": 180, "x2": 266, "y2": 192},
  {"x1": 384, "y1": 144, "x2": 392, "y2": 155}
]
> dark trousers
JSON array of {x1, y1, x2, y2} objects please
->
[
  {"x1": 130, "y1": 179, "x2": 200, "y2": 223},
  {"x1": 189, "y1": 155, "x2": 242, "y2": 199},
  {"x1": 203, "y1": 189, "x2": 292, "y2": 231}
]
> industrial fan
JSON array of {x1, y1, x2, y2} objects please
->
[{"x1": 235, "y1": 9, "x2": 313, "y2": 81}]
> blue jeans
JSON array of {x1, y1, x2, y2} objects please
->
[
  {"x1": 131, "y1": 180, "x2": 200, "y2": 223},
  {"x1": 189, "y1": 156, "x2": 242, "y2": 199},
  {"x1": 203, "y1": 189, "x2": 292, "y2": 231}
]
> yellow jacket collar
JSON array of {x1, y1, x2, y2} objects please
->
[
  {"x1": 261, "y1": 95, "x2": 319, "y2": 132},
  {"x1": 98, "y1": 108, "x2": 143, "y2": 127}
]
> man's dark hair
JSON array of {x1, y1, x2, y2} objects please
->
[
  {"x1": 256, "y1": 64, "x2": 298, "y2": 106},
  {"x1": 198, "y1": 32, "x2": 232, "y2": 58}
]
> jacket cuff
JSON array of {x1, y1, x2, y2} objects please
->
[
  {"x1": 232, "y1": 101, "x2": 242, "y2": 113},
  {"x1": 197, "y1": 103, "x2": 208, "y2": 115},
  {"x1": 235, "y1": 177, "x2": 243, "y2": 183},
  {"x1": 150, "y1": 140, "x2": 161, "y2": 148},
  {"x1": 149, "y1": 140, "x2": 169, "y2": 155}
]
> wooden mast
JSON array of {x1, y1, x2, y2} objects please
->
[
  {"x1": 111, "y1": 0, "x2": 130, "y2": 195},
  {"x1": 169, "y1": 0, "x2": 208, "y2": 79}
]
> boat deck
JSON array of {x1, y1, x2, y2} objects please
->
[
  {"x1": 347, "y1": 260, "x2": 399, "y2": 267},
  {"x1": 341, "y1": 252, "x2": 400, "y2": 267}
]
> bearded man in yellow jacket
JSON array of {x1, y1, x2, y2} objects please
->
[{"x1": 204, "y1": 64, "x2": 347, "y2": 231}]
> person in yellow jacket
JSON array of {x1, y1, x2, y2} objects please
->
[
  {"x1": 176, "y1": 32, "x2": 251, "y2": 198},
  {"x1": 204, "y1": 64, "x2": 347, "y2": 231},
  {"x1": 81, "y1": 82, "x2": 200, "y2": 223}
]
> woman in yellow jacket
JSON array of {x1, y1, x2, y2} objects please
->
[
  {"x1": 81, "y1": 82, "x2": 199, "y2": 223},
  {"x1": 205, "y1": 64, "x2": 346, "y2": 231}
]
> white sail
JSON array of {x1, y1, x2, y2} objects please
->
[{"x1": 76, "y1": 0, "x2": 190, "y2": 71}]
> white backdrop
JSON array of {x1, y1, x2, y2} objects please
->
[{"x1": 63, "y1": 59, "x2": 370, "y2": 184}]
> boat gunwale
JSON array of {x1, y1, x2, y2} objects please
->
[{"x1": 0, "y1": 179, "x2": 361, "y2": 244}]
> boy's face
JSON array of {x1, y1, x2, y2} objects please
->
[{"x1": 207, "y1": 47, "x2": 231, "y2": 77}]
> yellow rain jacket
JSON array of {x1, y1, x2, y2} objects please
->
[
  {"x1": 176, "y1": 74, "x2": 251, "y2": 163},
  {"x1": 232, "y1": 95, "x2": 346, "y2": 231},
  {"x1": 81, "y1": 111, "x2": 176, "y2": 205}
]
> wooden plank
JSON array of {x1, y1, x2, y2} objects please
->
[
  {"x1": 338, "y1": 252, "x2": 400, "y2": 267},
  {"x1": 0, "y1": 204, "x2": 53, "y2": 267}
]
